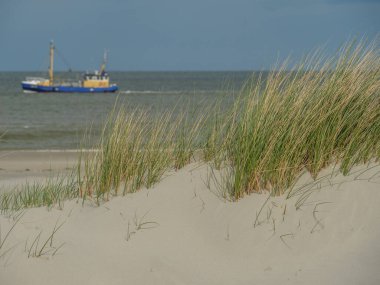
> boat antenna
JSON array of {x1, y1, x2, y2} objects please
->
[{"x1": 49, "y1": 40, "x2": 54, "y2": 85}]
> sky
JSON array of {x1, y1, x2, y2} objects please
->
[{"x1": 0, "y1": 0, "x2": 379, "y2": 71}]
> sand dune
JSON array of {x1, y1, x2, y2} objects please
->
[{"x1": 1, "y1": 157, "x2": 379, "y2": 285}]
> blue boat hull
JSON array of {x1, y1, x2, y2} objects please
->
[{"x1": 22, "y1": 83, "x2": 118, "y2": 93}]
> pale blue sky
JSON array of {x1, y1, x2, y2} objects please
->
[{"x1": 0, "y1": 0, "x2": 379, "y2": 71}]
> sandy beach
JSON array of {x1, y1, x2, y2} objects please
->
[
  {"x1": 0, "y1": 150, "x2": 79, "y2": 193},
  {"x1": 0, "y1": 151, "x2": 379, "y2": 285}
]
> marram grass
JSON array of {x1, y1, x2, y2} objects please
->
[
  {"x1": 0, "y1": 175, "x2": 78, "y2": 213},
  {"x1": 217, "y1": 40, "x2": 380, "y2": 199},
  {"x1": 79, "y1": 104, "x2": 208, "y2": 204},
  {"x1": 0, "y1": 39, "x2": 379, "y2": 210}
]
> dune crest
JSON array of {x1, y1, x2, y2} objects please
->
[{"x1": 1, "y1": 162, "x2": 379, "y2": 285}]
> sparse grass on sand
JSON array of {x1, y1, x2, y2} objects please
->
[
  {"x1": 0, "y1": 175, "x2": 78, "y2": 213},
  {"x1": 1, "y1": 39, "x2": 379, "y2": 210}
]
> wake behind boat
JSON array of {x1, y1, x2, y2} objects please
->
[{"x1": 21, "y1": 41, "x2": 118, "y2": 93}]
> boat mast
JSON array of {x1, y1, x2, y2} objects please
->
[
  {"x1": 100, "y1": 49, "x2": 107, "y2": 75},
  {"x1": 49, "y1": 40, "x2": 54, "y2": 85}
]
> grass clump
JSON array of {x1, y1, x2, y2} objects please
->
[
  {"x1": 216, "y1": 40, "x2": 380, "y2": 199},
  {"x1": 79, "y1": 104, "x2": 207, "y2": 204},
  {"x1": 0, "y1": 175, "x2": 78, "y2": 213}
]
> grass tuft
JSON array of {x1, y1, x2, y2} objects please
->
[
  {"x1": 0, "y1": 175, "x2": 78, "y2": 213},
  {"x1": 213, "y1": 39, "x2": 380, "y2": 199}
]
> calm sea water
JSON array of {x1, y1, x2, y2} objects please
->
[{"x1": 0, "y1": 71, "x2": 252, "y2": 150}]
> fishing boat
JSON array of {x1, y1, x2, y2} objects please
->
[{"x1": 21, "y1": 41, "x2": 118, "y2": 93}]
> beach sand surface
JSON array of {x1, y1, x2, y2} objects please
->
[
  {"x1": 0, "y1": 150, "x2": 79, "y2": 193},
  {"x1": 0, "y1": 152, "x2": 380, "y2": 285}
]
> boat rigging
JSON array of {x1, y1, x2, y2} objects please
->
[{"x1": 21, "y1": 41, "x2": 118, "y2": 93}]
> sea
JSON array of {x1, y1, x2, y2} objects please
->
[{"x1": 0, "y1": 71, "x2": 253, "y2": 150}]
